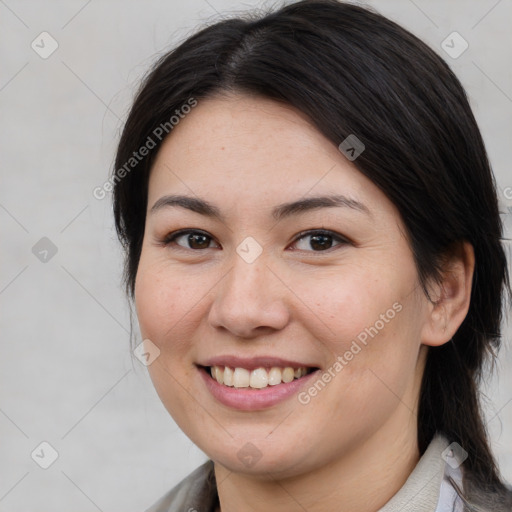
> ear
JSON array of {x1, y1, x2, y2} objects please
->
[{"x1": 420, "y1": 241, "x2": 475, "y2": 347}]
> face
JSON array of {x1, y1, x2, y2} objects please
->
[{"x1": 135, "y1": 93, "x2": 430, "y2": 477}]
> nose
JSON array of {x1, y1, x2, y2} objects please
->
[{"x1": 207, "y1": 251, "x2": 290, "y2": 339}]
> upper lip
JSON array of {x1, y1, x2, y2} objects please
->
[{"x1": 198, "y1": 356, "x2": 319, "y2": 371}]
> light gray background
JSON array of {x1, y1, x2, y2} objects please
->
[{"x1": 1, "y1": 0, "x2": 511, "y2": 510}]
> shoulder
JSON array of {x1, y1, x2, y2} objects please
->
[{"x1": 144, "y1": 460, "x2": 218, "y2": 512}]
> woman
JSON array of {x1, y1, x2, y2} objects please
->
[{"x1": 111, "y1": 1, "x2": 512, "y2": 510}]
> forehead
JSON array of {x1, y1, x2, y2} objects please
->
[
  {"x1": 152, "y1": 93, "x2": 338, "y2": 176},
  {"x1": 147, "y1": 94, "x2": 396, "y2": 223}
]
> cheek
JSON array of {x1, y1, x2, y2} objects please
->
[
  {"x1": 134, "y1": 261, "x2": 190, "y2": 349},
  {"x1": 134, "y1": 263, "x2": 203, "y2": 422},
  {"x1": 330, "y1": 287, "x2": 422, "y2": 417},
  {"x1": 289, "y1": 264, "x2": 403, "y2": 346},
  {"x1": 296, "y1": 260, "x2": 421, "y2": 384}
]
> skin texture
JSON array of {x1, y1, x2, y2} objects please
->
[{"x1": 134, "y1": 93, "x2": 475, "y2": 512}]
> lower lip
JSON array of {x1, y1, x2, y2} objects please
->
[{"x1": 198, "y1": 367, "x2": 320, "y2": 411}]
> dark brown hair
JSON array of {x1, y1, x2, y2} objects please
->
[{"x1": 112, "y1": 0, "x2": 512, "y2": 506}]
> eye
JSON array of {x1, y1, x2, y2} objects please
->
[
  {"x1": 162, "y1": 229, "x2": 218, "y2": 250},
  {"x1": 161, "y1": 228, "x2": 349, "y2": 253},
  {"x1": 289, "y1": 229, "x2": 349, "y2": 252}
]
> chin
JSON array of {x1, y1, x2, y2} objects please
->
[{"x1": 199, "y1": 434, "x2": 316, "y2": 478}]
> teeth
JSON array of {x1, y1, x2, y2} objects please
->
[
  {"x1": 282, "y1": 367, "x2": 295, "y2": 383},
  {"x1": 268, "y1": 367, "x2": 282, "y2": 386},
  {"x1": 233, "y1": 368, "x2": 250, "y2": 388},
  {"x1": 223, "y1": 366, "x2": 234, "y2": 386},
  {"x1": 209, "y1": 365, "x2": 310, "y2": 389},
  {"x1": 214, "y1": 366, "x2": 224, "y2": 385},
  {"x1": 250, "y1": 367, "x2": 268, "y2": 388}
]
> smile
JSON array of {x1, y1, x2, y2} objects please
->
[
  {"x1": 208, "y1": 365, "x2": 314, "y2": 389},
  {"x1": 197, "y1": 362, "x2": 320, "y2": 411}
]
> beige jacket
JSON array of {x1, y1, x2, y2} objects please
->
[{"x1": 144, "y1": 433, "x2": 512, "y2": 512}]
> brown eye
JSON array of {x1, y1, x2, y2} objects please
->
[
  {"x1": 290, "y1": 230, "x2": 348, "y2": 252},
  {"x1": 163, "y1": 230, "x2": 218, "y2": 250}
]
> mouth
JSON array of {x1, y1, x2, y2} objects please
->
[
  {"x1": 199, "y1": 364, "x2": 319, "y2": 390},
  {"x1": 196, "y1": 357, "x2": 322, "y2": 410}
]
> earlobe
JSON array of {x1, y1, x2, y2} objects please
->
[{"x1": 421, "y1": 241, "x2": 475, "y2": 348}]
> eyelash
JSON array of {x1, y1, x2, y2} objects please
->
[{"x1": 161, "y1": 229, "x2": 350, "y2": 253}]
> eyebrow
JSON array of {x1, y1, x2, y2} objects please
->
[{"x1": 150, "y1": 194, "x2": 372, "y2": 222}]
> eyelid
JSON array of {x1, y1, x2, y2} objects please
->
[{"x1": 161, "y1": 228, "x2": 350, "y2": 252}]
